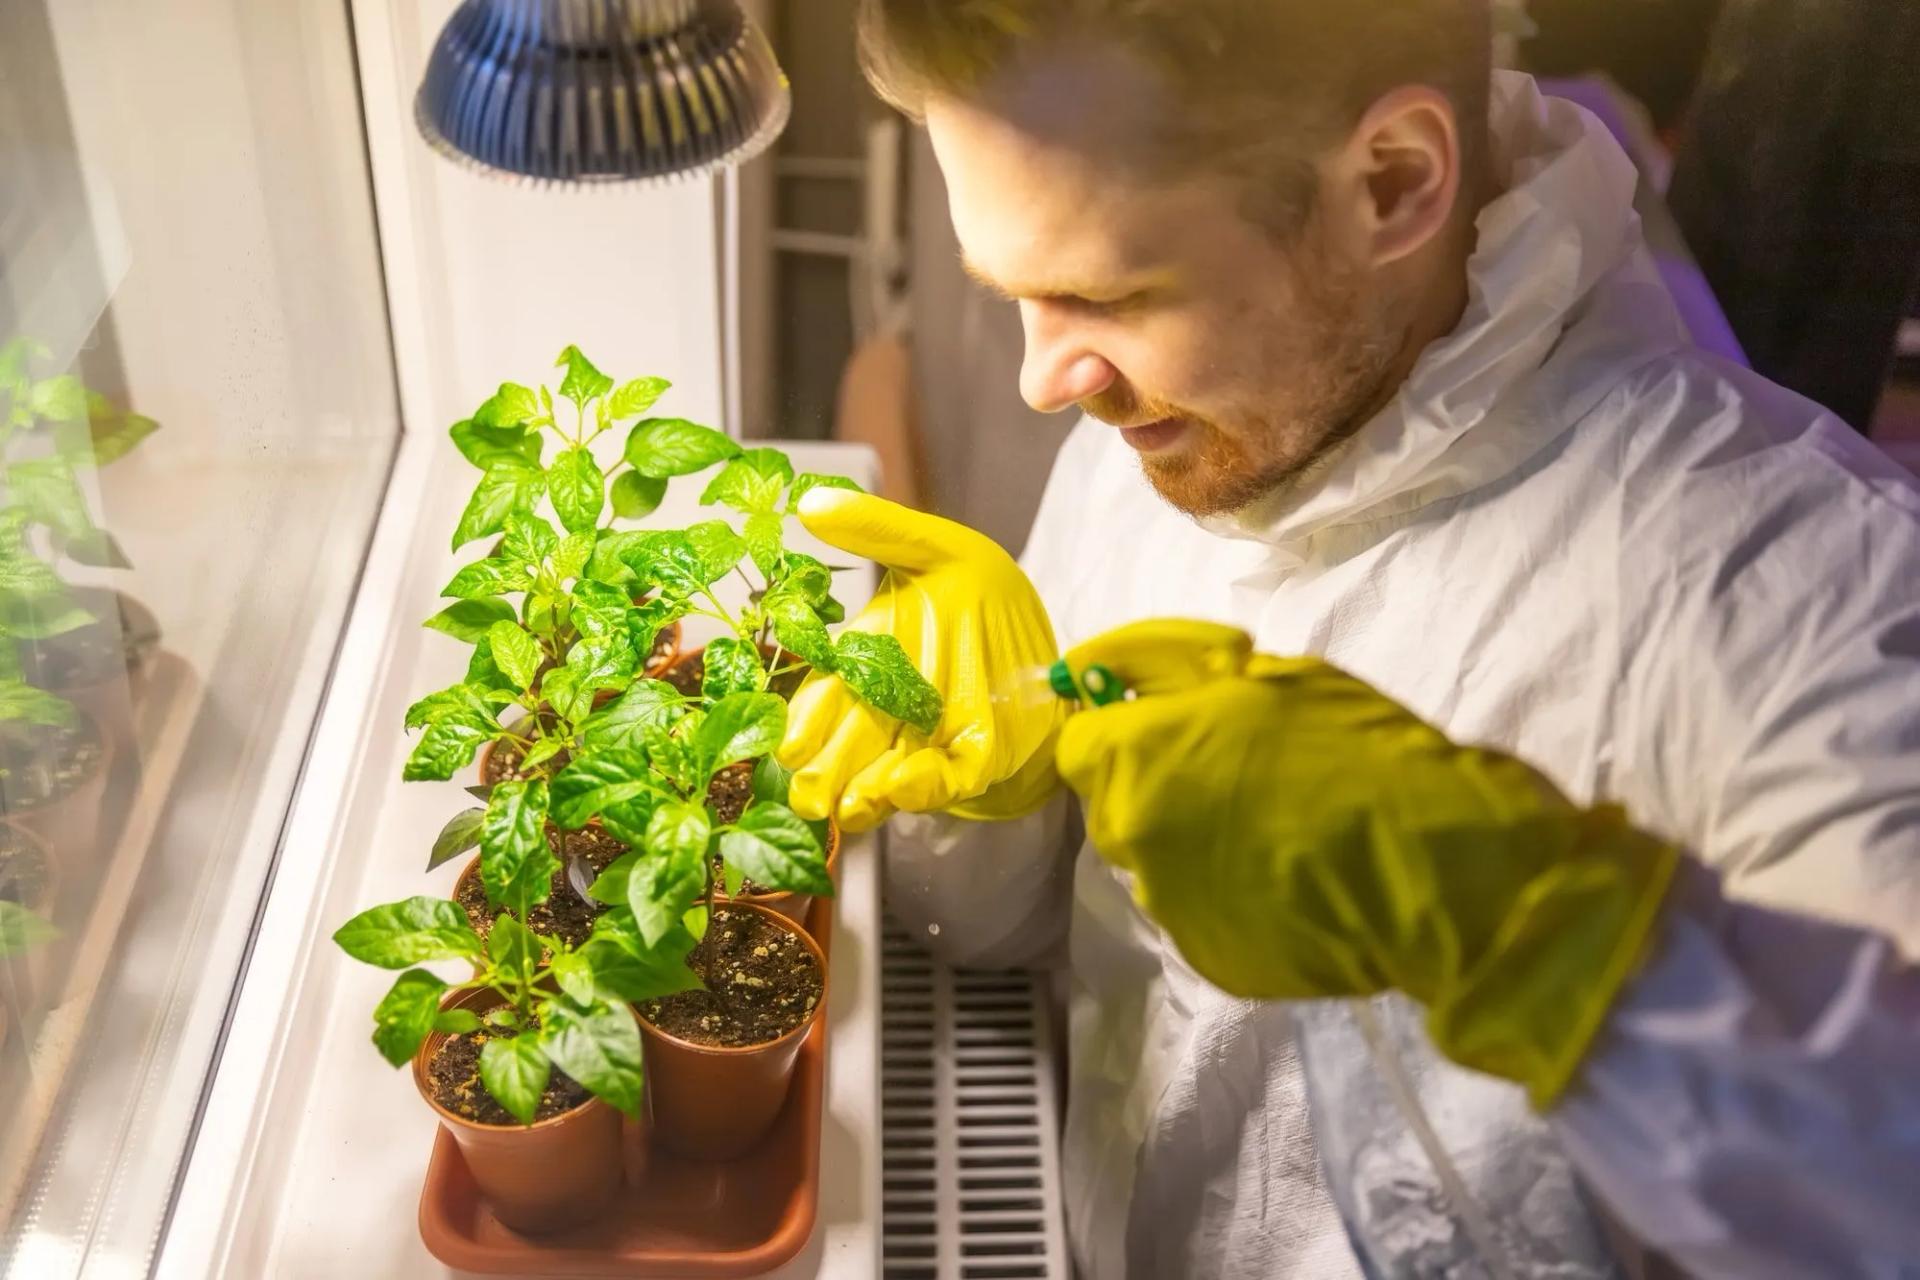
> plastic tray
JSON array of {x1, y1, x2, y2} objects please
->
[{"x1": 418, "y1": 898, "x2": 833, "y2": 1277}]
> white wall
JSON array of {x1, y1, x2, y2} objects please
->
[{"x1": 353, "y1": 0, "x2": 728, "y2": 447}]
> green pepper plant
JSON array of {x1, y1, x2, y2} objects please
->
[
  {"x1": 335, "y1": 345, "x2": 943, "y2": 1121},
  {"x1": 0, "y1": 337, "x2": 159, "y2": 727},
  {"x1": 330, "y1": 894, "x2": 698, "y2": 1123}
]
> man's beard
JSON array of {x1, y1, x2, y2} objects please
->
[{"x1": 1082, "y1": 265, "x2": 1402, "y2": 517}]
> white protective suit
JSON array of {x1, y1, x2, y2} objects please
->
[{"x1": 886, "y1": 73, "x2": 1920, "y2": 1279}]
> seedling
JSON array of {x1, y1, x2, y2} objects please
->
[{"x1": 332, "y1": 895, "x2": 697, "y2": 1123}]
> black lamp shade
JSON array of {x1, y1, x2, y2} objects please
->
[{"x1": 416, "y1": 0, "x2": 790, "y2": 184}]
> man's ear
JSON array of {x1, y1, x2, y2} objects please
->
[{"x1": 1328, "y1": 85, "x2": 1463, "y2": 268}]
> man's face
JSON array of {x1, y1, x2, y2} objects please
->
[{"x1": 927, "y1": 43, "x2": 1405, "y2": 516}]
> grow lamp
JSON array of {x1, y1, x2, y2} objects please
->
[{"x1": 415, "y1": 0, "x2": 791, "y2": 185}]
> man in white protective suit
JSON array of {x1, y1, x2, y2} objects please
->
[{"x1": 773, "y1": 3, "x2": 1920, "y2": 1276}]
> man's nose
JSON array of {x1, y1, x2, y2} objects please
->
[{"x1": 1019, "y1": 303, "x2": 1117, "y2": 414}]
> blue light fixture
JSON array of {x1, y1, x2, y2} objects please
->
[{"x1": 416, "y1": 0, "x2": 791, "y2": 185}]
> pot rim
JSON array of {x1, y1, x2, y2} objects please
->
[
  {"x1": 632, "y1": 900, "x2": 828, "y2": 1059},
  {"x1": 3, "y1": 707, "x2": 114, "y2": 816},
  {"x1": 410, "y1": 984, "x2": 622, "y2": 1135}
]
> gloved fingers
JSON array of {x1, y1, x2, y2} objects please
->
[
  {"x1": 881, "y1": 728, "x2": 995, "y2": 813},
  {"x1": 786, "y1": 704, "x2": 897, "y2": 822},
  {"x1": 836, "y1": 740, "x2": 915, "y2": 833},
  {"x1": 777, "y1": 671, "x2": 859, "y2": 770},
  {"x1": 1064, "y1": 619, "x2": 1253, "y2": 696},
  {"x1": 1243, "y1": 653, "x2": 1332, "y2": 681},
  {"x1": 794, "y1": 489, "x2": 987, "y2": 573}
]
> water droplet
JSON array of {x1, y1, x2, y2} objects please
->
[{"x1": 927, "y1": 923, "x2": 941, "y2": 936}]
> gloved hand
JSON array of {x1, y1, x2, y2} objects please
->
[
  {"x1": 1054, "y1": 619, "x2": 1680, "y2": 1108},
  {"x1": 777, "y1": 490, "x2": 1068, "y2": 833}
]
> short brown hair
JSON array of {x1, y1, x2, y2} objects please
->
[{"x1": 858, "y1": 0, "x2": 1492, "y2": 233}]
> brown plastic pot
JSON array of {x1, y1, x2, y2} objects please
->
[
  {"x1": 635, "y1": 901, "x2": 828, "y2": 1161},
  {"x1": 413, "y1": 986, "x2": 627, "y2": 1235}
]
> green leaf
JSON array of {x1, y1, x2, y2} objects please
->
[
  {"x1": 434, "y1": 1008, "x2": 483, "y2": 1034},
  {"x1": 699, "y1": 456, "x2": 786, "y2": 514},
  {"x1": 0, "y1": 681, "x2": 76, "y2": 728},
  {"x1": 607, "y1": 376, "x2": 671, "y2": 420},
  {"x1": 833, "y1": 632, "x2": 943, "y2": 735},
  {"x1": 566, "y1": 631, "x2": 637, "y2": 693},
  {"x1": 787, "y1": 472, "x2": 865, "y2": 511},
  {"x1": 405, "y1": 683, "x2": 500, "y2": 730},
  {"x1": 480, "y1": 1034, "x2": 550, "y2": 1126},
  {"x1": 450, "y1": 419, "x2": 540, "y2": 469},
  {"x1": 750, "y1": 754, "x2": 794, "y2": 807},
  {"x1": 549, "y1": 949, "x2": 596, "y2": 1005},
  {"x1": 442, "y1": 558, "x2": 531, "y2": 600},
  {"x1": 474, "y1": 382, "x2": 543, "y2": 429},
  {"x1": 372, "y1": 969, "x2": 449, "y2": 1067},
  {"x1": 519, "y1": 736, "x2": 567, "y2": 772},
  {"x1": 586, "y1": 854, "x2": 637, "y2": 907},
  {"x1": 584, "y1": 531, "x2": 644, "y2": 586},
  {"x1": 630, "y1": 804, "x2": 711, "y2": 947},
  {"x1": 0, "y1": 900, "x2": 58, "y2": 959},
  {"x1": 548, "y1": 446, "x2": 605, "y2": 535},
  {"x1": 685, "y1": 520, "x2": 748, "y2": 584},
  {"x1": 551, "y1": 531, "x2": 595, "y2": 583},
  {"x1": 454, "y1": 457, "x2": 545, "y2": 550},
  {"x1": 555, "y1": 345, "x2": 614, "y2": 409},
  {"x1": 610, "y1": 470, "x2": 667, "y2": 520},
  {"x1": 500, "y1": 511, "x2": 560, "y2": 566},
  {"x1": 744, "y1": 513, "x2": 784, "y2": 578},
  {"x1": 333, "y1": 897, "x2": 484, "y2": 968},
  {"x1": 579, "y1": 679, "x2": 687, "y2": 752},
  {"x1": 85, "y1": 410, "x2": 158, "y2": 466},
  {"x1": 701, "y1": 637, "x2": 763, "y2": 699},
  {"x1": 617, "y1": 530, "x2": 707, "y2": 598},
  {"x1": 721, "y1": 803, "x2": 831, "y2": 895},
  {"x1": 58, "y1": 528, "x2": 130, "y2": 569},
  {"x1": 540, "y1": 999, "x2": 644, "y2": 1117},
  {"x1": 11, "y1": 457, "x2": 94, "y2": 539},
  {"x1": 465, "y1": 637, "x2": 513, "y2": 691},
  {"x1": 567, "y1": 580, "x2": 627, "y2": 640},
  {"x1": 428, "y1": 807, "x2": 487, "y2": 871},
  {"x1": 424, "y1": 598, "x2": 516, "y2": 643},
  {"x1": 0, "y1": 539, "x2": 59, "y2": 599},
  {"x1": 402, "y1": 711, "x2": 495, "y2": 781},
  {"x1": 487, "y1": 911, "x2": 541, "y2": 976},
  {"x1": 550, "y1": 749, "x2": 662, "y2": 829},
  {"x1": 480, "y1": 781, "x2": 555, "y2": 918},
  {"x1": 580, "y1": 936, "x2": 702, "y2": 1003},
  {"x1": 693, "y1": 692, "x2": 786, "y2": 776},
  {"x1": 722, "y1": 861, "x2": 747, "y2": 896},
  {"x1": 540, "y1": 665, "x2": 596, "y2": 725},
  {"x1": 29, "y1": 375, "x2": 86, "y2": 423},
  {"x1": 627, "y1": 596, "x2": 688, "y2": 660},
  {"x1": 764, "y1": 589, "x2": 834, "y2": 669},
  {"x1": 486, "y1": 621, "x2": 543, "y2": 692},
  {"x1": 625, "y1": 418, "x2": 739, "y2": 479}
]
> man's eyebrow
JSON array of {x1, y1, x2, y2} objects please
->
[{"x1": 960, "y1": 253, "x2": 1111, "y2": 303}]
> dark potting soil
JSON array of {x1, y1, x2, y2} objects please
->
[
  {"x1": 428, "y1": 1022, "x2": 590, "y2": 1126},
  {"x1": 0, "y1": 720, "x2": 103, "y2": 813},
  {"x1": 0, "y1": 834, "x2": 49, "y2": 907},
  {"x1": 639, "y1": 908, "x2": 822, "y2": 1049},
  {"x1": 663, "y1": 650, "x2": 808, "y2": 702},
  {"x1": 458, "y1": 825, "x2": 628, "y2": 950}
]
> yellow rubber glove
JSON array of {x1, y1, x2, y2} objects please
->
[
  {"x1": 1054, "y1": 620, "x2": 1680, "y2": 1108},
  {"x1": 777, "y1": 491, "x2": 1068, "y2": 833}
]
